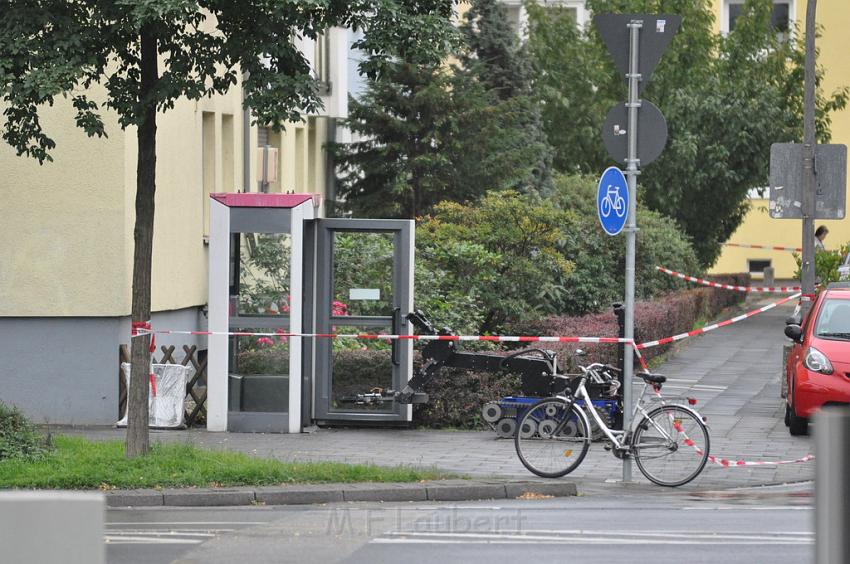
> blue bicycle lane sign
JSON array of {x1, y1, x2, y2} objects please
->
[{"x1": 597, "y1": 166, "x2": 629, "y2": 235}]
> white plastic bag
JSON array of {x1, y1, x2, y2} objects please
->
[{"x1": 117, "y1": 363, "x2": 188, "y2": 428}]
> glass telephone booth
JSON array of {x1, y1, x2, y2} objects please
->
[{"x1": 207, "y1": 193, "x2": 414, "y2": 433}]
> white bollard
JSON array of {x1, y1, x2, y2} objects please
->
[
  {"x1": 815, "y1": 407, "x2": 850, "y2": 564},
  {"x1": 0, "y1": 491, "x2": 104, "y2": 564}
]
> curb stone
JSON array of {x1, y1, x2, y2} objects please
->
[{"x1": 105, "y1": 480, "x2": 578, "y2": 508}]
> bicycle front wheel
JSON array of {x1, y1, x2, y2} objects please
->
[
  {"x1": 515, "y1": 398, "x2": 591, "y2": 478},
  {"x1": 632, "y1": 405, "x2": 710, "y2": 487}
]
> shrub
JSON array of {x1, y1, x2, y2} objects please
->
[
  {"x1": 793, "y1": 242, "x2": 850, "y2": 287},
  {"x1": 416, "y1": 277, "x2": 750, "y2": 428},
  {"x1": 510, "y1": 279, "x2": 750, "y2": 371},
  {"x1": 413, "y1": 367, "x2": 520, "y2": 429},
  {"x1": 552, "y1": 174, "x2": 702, "y2": 315},
  {"x1": 0, "y1": 401, "x2": 52, "y2": 462},
  {"x1": 416, "y1": 191, "x2": 576, "y2": 334}
]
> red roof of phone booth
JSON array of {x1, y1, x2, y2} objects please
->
[{"x1": 210, "y1": 193, "x2": 314, "y2": 208}]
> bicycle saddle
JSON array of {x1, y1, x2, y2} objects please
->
[{"x1": 636, "y1": 371, "x2": 666, "y2": 384}]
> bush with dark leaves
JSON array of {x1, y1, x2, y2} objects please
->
[{"x1": 0, "y1": 401, "x2": 52, "y2": 461}]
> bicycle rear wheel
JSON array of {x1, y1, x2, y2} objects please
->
[
  {"x1": 632, "y1": 405, "x2": 709, "y2": 487},
  {"x1": 514, "y1": 398, "x2": 591, "y2": 478}
]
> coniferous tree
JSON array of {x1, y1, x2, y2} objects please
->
[
  {"x1": 460, "y1": 0, "x2": 553, "y2": 194},
  {"x1": 333, "y1": 0, "x2": 554, "y2": 217}
]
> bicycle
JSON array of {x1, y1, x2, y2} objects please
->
[
  {"x1": 514, "y1": 355, "x2": 710, "y2": 487},
  {"x1": 600, "y1": 184, "x2": 626, "y2": 218}
]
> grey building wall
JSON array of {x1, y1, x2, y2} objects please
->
[{"x1": 0, "y1": 306, "x2": 205, "y2": 425}]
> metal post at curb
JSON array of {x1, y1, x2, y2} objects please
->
[
  {"x1": 815, "y1": 407, "x2": 850, "y2": 564},
  {"x1": 801, "y1": 0, "x2": 817, "y2": 316},
  {"x1": 622, "y1": 18, "x2": 642, "y2": 483}
]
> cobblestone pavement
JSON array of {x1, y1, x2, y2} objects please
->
[{"x1": 72, "y1": 295, "x2": 813, "y2": 491}]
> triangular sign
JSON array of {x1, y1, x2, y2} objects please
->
[{"x1": 594, "y1": 14, "x2": 682, "y2": 91}]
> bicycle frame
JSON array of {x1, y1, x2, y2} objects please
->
[{"x1": 557, "y1": 366, "x2": 689, "y2": 453}]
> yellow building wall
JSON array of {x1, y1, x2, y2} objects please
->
[
  {"x1": 0, "y1": 86, "x2": 128, "y2": 316},
  {"x1": 2, "y1": 88, "x2": 331, "y2": 318},
  {"x1": 122, "y1": 87, "x2": 245, "y2": 314},
  {"x1": 710, "y1": 0, "x2": 850, "y2": 278}
]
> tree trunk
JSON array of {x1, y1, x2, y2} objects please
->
[{"x1": 126, "y1": 26, "x2": 158, "y2": 458}]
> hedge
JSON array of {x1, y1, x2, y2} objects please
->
[{"x1": 509, "y1": 272, "x2": 752, "y2": 372}]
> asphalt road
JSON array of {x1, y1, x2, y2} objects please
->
[{"x1": 107, "y1": 482, "x2": 814, "y2": 564}]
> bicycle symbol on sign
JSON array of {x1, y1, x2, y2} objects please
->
[{"x1": 599, "y1": 184, "x2": 627, "y2": 219}]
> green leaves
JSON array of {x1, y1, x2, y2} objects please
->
[
  {"x1": 333, "y1": 0, "x2": 553, "y2": 218},
  {"x1": 0, "y1": 0, "x2": 457, "y2": 160},
  {"x1": 528, "y1": 0, "x2": 848, "y2": 267},
  {"x1": 417, "y1": 191, "x2": 575, "y2": 334}
]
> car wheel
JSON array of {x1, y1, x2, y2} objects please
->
[
  {"x1": 784, "y1": 402, "x2": 791, "y2": 427},
  {"x1": 789, "y1": 403, "x2": 809, "y2": 436}
]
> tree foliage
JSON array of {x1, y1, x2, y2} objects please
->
[
  {"x1": 416, "y1": 191, "x2": 575, "y2": 334},
  {"x1": 527, "y1": 0, "x2": 848, "y2": 266},
  {"x1": 0, "y1": 0, "x2": 455, "y2": 455},
  {"x1": 460, "y1": 0, "x2": 553, "y2": 194},
  {"x1": 551, "y1": 174, "x2": 701, "y2": 315},
  {"x1": 333, "y1": 0, "x2": 554, "y2": 218}
]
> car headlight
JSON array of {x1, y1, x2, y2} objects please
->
[{"x1": 804, "y1": 347, "x2": 834, "y2": 375}]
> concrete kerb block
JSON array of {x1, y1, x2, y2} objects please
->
[
  {"x1": 342, "y1": 483, "x2": 428, "y2": 502},
  {"x1": 426, "y1": 481, "x2": 508, "y2": 502},
  {"x1": 504, "y1": 481, "x2": 578, "y2": 499},
  {"x1": 162, "y1": 488, "x2": 256, "y2": 507},
  {"x1": 106, "y1": 489, "x2": 164, "y2": 507},
  {"x1": 255, "y1": 485, "x2": 344, "y2": 505}
]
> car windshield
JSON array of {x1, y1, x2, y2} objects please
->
[{"x1": 815, "y1": 299, "x2": 850, "y2": 340}]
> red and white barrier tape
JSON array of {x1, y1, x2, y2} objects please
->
[
  {"x1": 130, "y1": 292, "x2": 800, "y2": 353},
  {"x1": 654, "y1": 387, "x2": 814, "y2": 468},
  {"x1": 655, "y1": 266, "x2": 801, "y2": 293},
  {"x1": 131, "y1": 328, "x2": 634, "y2": 345},
  {"x1": 723, "y1": 242, "x2": 802, "y2": 252},
  {"x1": 130, "y1": 320, "x2": 157, "y2": 396},
  {"x1": 635, "y1": 293, "x2": 801, "y2": 350}
]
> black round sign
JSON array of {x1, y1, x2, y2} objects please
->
[{"x1": 602, "y1": 100, "x2": 668, "y2": 167}]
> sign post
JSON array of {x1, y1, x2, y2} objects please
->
[
  {"x1": 595, "y1": 13, "x2": 680, "y2": 483},
  {"x1": 621, "y1": 19, "x2": 641, "y2": 483},
  {"x1": 802, "y1": 0, "x2": 818, "y2": 316}
]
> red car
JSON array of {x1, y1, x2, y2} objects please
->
[{"x1": 784, "y1": 282, "x2": 850, "y2": 435}]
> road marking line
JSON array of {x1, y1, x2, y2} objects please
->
[
  {"x1": 683, "y1": 506, "x2": 812, "y2": 511},
  {"x1": 106, "y1": 521, "x2": 267, "y2": 526},
  {"x1": 384, "y1": 530, "x2": 812, "y2": 541},
  {"x1": 373, "y1": 537, "x2": 812, "y2": 546},
  {"x1": 104, "y1": 536, "x2": 205, "y2": 545},
  {"x1": 105, "y1": 529, "x2": 232, "y2": 535}
]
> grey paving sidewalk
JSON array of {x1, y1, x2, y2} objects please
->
[{"x1": 69, "y1": 295, "x2": 812, "y2": 492}]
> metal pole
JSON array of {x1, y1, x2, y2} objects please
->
[
  {"x1": 815, "y1": 407, "x2": 850, "y2": 563},
  {"x1": 622, "y1": 19, "x2": 642, "y2": 483},
  {"x1": 801, "y1": 0, "x2": 817, "y2": 315}
]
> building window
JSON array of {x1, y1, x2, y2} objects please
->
[
  {"x1": 256, "y1": 126, "x2": 280, "y2": 193},
  {"x1": 722, "y1": 0, "x2": 793, "y2": 42},
  {"x1": 314, "y1": 31, "x2": 331, "y2": 95},
  {"x1": 500, "y1": 0, "x2": 587, "y2": 36},
  {"x1": 202, "y1": 111, "x2": 216, "y2": 237},
  {"x1": 748, "y1": 259, "x2": 772, "y2": 275}
]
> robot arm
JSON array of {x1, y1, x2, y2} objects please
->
[{"x1": 342, "y1": 310, "x2": 563, "y2": 406}]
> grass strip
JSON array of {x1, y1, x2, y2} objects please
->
[{"x1": 0, "y1": 435, "x2": 453, "y2": 490}]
